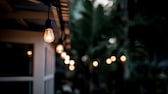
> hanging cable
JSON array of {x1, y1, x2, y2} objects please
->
[{"x1": 43, "y1": 2, "x2": 55, "y2": 43}]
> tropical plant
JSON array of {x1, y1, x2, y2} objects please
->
[
  {"x1": 68, "y1": 0, "x2": 168, "y2": 94},
  {"x1": 69, "y1": 0, "x2": 125, "y2": 62}
]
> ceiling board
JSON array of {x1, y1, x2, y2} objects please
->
[{"x1": 0, "y1": 0, "x2": 69, "y2": 32}]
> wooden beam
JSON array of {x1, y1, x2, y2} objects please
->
[
  {"x1": 61, "y1": 10, "x2": 69, "y2": 14},
  {"x1": 0, "y1": 10, "x2": 54, "y2": 20},
  {"x1": 60, "y1": 0, "x2": 68, "y2": 3},
  {"x1": 16, "y1": 18, "x2": 29, "y2": 27},
  {"x1": 63, "y1": 16, "x2": 69, "y2": 22},
  {"x1": 0, "y1": 10, "x2": 70, "y2": 22},
  {"x1": 0, "y1": 0, "x2": 29, "y2": 26},
  {"x1": 62, "y1": 13, "x2": 69, "y2": 17},
  {"x1": 61, "y1": 7, "x2": 69, "y2": 11}
]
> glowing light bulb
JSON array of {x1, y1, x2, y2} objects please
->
[
  {"x1": 69, "y1": 60, "x2": 75, "y2": 65},
  {"x1": 69, "y1": 65, "x2": 75, "y2": 71},
  {"x1": 27, "y1": 50, "x2": 32, "y2": 56},
  {"x1": 61, "y1": 52, "x2": 67, "y2": 59},
  {"x1": 120, "y1": 55, "x2": 126, "y2": 62},
  {"x1": 106, "y1": 58, "x2": 112, "y2": 64},
  {"x1": 92, "y1": 61, "x2": 98, "y2": 67},
  {"x1": 65, "y1": 55, "x2": 70, "y2": 60},
  {"x1": 56, "y1": 44, "x2": 64, "y2": 54},
  {"x1": 43, "y1": 28, "x2": 55, "y2": 43},
  {"x1": 111, "y1": 56, "x2": 116, "y2": 62},
  {"x1": 64, "y1": 59, "x2": 70, "y2": 64}
]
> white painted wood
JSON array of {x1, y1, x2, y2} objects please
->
[
  {"x1": 0, "y1": 29, "x2": 55, "y2": 94},
  {"x1": 0, "y1": 77, "x2": 33, "y2": 81}
]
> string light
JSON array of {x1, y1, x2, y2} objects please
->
[
  {"x1": 69, "y1": 65, "x2": 75, "y2": 71},
  {"x1": 110, "y1": 55, "x2": 116, "y2": 62},
  {"x1": 27, "y1": 50, "x2": 32, "y2": 56},
  {"x1": 106, "y1": 58, "x2": 112, "y2": 64},
  {"x1": 43, "y1": 4, "x2": 55, "y2": 43},
  {"x1": 120, "y1": 55, "x2": 126, "y2": 62},
  {"x1": 92, "y1": 61, "x2": 99, "y2": 67}
]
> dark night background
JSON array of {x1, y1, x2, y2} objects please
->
[{"x1": 0, "y1": 0, "x2": 168, "y2": 94}]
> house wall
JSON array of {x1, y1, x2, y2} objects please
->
[{"x1": 0, "y1": 29, "x2": 55, "y2": 94}]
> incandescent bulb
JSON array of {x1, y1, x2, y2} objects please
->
[
  {"x1": 43, "y1": 28, "x2": 55, "y2": 43},
  {"x1": 56, "y1": 44, "x2": 64, "y2": 54}
]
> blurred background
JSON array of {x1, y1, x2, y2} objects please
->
[
  {"x1": 0, "y1": 0, "x2": 168, "y2": 94},
  {"x1": 56, "y1": 0, "x2": 168, "y2": 94}
]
